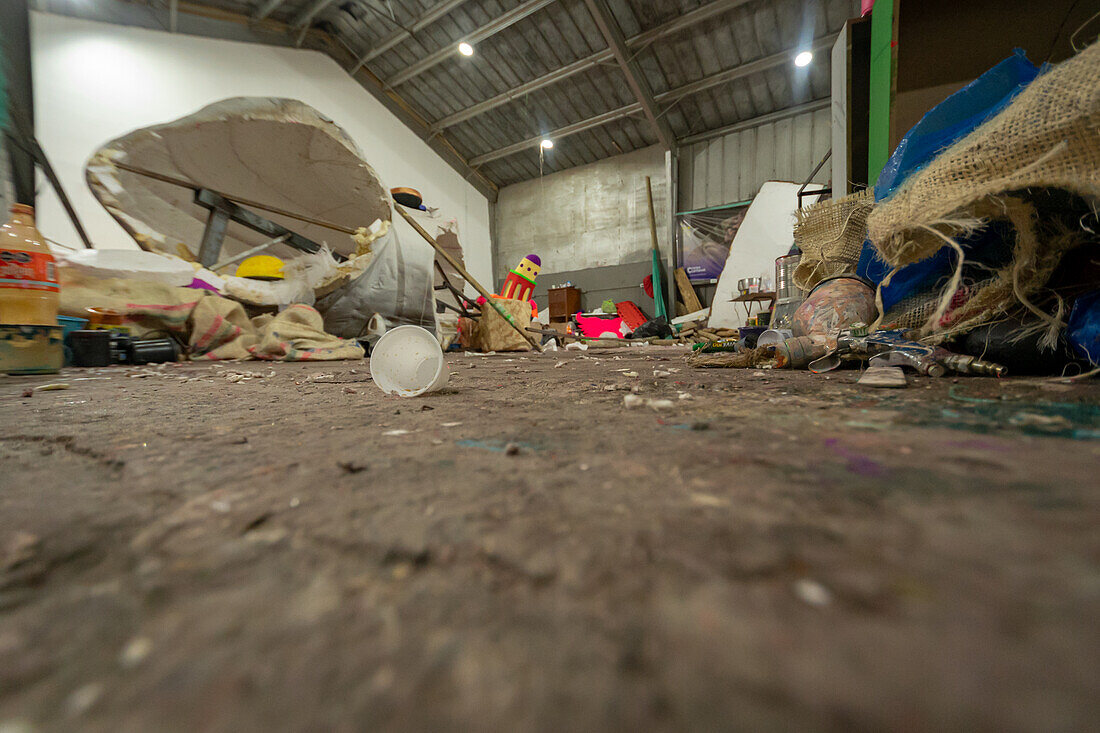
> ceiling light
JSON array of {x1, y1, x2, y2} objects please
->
[
  {"x1": 458, "y1": 41, "x2": 474, "y2": 57},
  {"x1": 540, "y1": 139, "x2": 554, "y2": 150},
  {"x1": 794, "y1": 50, "x2": 813, "y2": 67}
]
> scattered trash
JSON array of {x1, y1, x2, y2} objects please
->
[
  {"x1": 504, "y1": 442, "x2": 521, "y2": 456},
  {"x1": 653, "y1": 369, "x2": 671, "y2": 377},
  {"x1": 337, "y1": 460, "x2": 368, "y2": 474},
  {"x1": 677, "y1": 392, "x2": 693, "y2": 400},
  {"x1": 382, "y1": 429, "x2": 410, "y2": 436},
  {"x1": 690, "y1": 492, "x2": 728, "y2": 507},
  {"x1": 65, "y1": 683, "x2": 104, "y2": 717},
  {"x1": 119, "y1": 637, "x2": 153, "y2": 668},
  {"x1": 623, "y1": 394, "x2": 674, "y2": 410},
  {"x1": 33, "y1": 382, "x2": 70, "y2": 391},
  {"x1": 793, "y1": 578, "x2": 832, "y2": 607},
  {"x1": 441, "y1": 422, "x2": 462, "y2": 427},
  {"x1": 565, "y1": 342, "x2": 589, "y2": 351},
  {"x1": 857, "y1": 366, "x2": 908, "y2": 388},
  {"x1": 371, "y1": 326, "x2": 448, "y2": 397},
  {"x1": 623, "y1": 371, "x2": 639, "y2": 377},
  {"x1": 554, "y1": 361, "x2": 566, "y2": 368}
]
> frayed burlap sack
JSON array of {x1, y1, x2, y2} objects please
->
[
  {"x1": 793, "y1": 188, "x2": 874, "y2": 291},
  {"x1": 475, "y1": 298, "x2": 532, "y2": 352},
  {"x1": 866, "y1": 42, "x2": 1100, "y2": 343}
]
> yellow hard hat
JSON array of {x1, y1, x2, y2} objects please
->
[{"x1": 235, "y1": 255, "x2": 285, "y2": 280}]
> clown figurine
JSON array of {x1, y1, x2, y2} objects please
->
[{"x1": 499, "y1": 254, "x2": 541, "y2": 302}]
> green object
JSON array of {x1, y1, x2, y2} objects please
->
[
  {"x1": 601, "y1": 299, "x2": 616, "y2": 314},
  {"x1": 868, "y1": 0, "x2": 896, "y2": 185},
  {"x1": 693, "y1": 339, "x2": 741, "y2": 353},
  {"x1": 651, "y1": 249, "x2": 667, "y2": 320}
]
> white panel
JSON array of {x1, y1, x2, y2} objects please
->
[
  {"x1": 831, "y1": 26, "x2": 849, "y2": 194},
  {"x1": 30, "y1": 12, "x2": 494, "y2": 285},
  {"x1": 705, "y1": 138, "x2": 725, "y2": 208}
]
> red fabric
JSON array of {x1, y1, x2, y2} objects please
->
[{"x1": 642, "y1": 274, "x2": 654, "y2": 299}]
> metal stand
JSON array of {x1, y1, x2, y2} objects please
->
[{"x1": 194, "y1": 188, "x2": 328, "y2": 268}]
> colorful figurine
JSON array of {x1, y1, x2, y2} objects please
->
[{"x1": 499, "y1": 254, "x2": 541, "y2": 302}]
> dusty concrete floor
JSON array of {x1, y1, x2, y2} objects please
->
[{"x1": 1, "y1": 345, "x2": 1099, "y2": 732}]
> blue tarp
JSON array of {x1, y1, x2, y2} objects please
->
[{"x1": 858, "y1": 50, "x2": 1044, "y2": 313}]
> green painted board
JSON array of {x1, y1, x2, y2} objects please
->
[{"x1": 867, "y1": 0, "x2": 896, "y2": 186}]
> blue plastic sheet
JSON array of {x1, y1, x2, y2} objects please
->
[
  {"x1": 1068, "y1": 290, "x2": 1100, "y2": 365},
  {"x1": 875, "y1": 49, "x2": 1042, "y2": 202},
  {"x1": 860, "y1": 50, "x2": 1043, "y2": 312}
]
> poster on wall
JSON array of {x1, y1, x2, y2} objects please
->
[{"x1": 679, "y1": 203, "x2": 750, "y2": 281}]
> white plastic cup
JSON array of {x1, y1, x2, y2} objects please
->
[
  {"x1": 370, "y1": 325, "x2": 448, "y2": 397},
  {"x1": 758, "y1": 328, "x2": 793, "y2": 347}
]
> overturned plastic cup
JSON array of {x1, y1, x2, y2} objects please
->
[{"x1": 370, "y1": 325, "x2": 448, "y2": 397}]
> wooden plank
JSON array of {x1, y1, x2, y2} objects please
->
[{"x1": 675, "y1": 267, "x2": 704, "y2": 313}]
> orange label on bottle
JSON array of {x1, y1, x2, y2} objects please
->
[{"x1": 0, "y1": 250, "x2": 59, "y2": 292}]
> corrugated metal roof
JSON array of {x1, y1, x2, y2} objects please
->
[{"x1": 186, "y1": 0, "x2": 861, "y2": 188}]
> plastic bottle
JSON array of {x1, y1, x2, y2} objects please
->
[{"x1": 0, "y1": 204, "x2": 59, "y2": 325}]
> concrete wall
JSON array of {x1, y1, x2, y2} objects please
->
[
  {"x1": 494, "y1": 145, "x2": 669, "y2": 314},
  {"x1": 28, "y1": 11, "x2": 494, "y2": 287},
  {"x1": 495, "y1": 146, "x2": 668, "y2": 281}
]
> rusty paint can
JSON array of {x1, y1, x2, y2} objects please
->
[
  {"x1": 771, "y1": 336, "x2": 828, "y2": 369},
  {"x1": 791, "y1": 274, "x2": 876, "y2": 338}
]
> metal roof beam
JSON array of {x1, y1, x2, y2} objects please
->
[
  {"x1": 469, "y1": 34, "x2": 836, "y2": 167},
  {"x1": 583, "y1": 0, "x2": 675, "y2": 149},
  {"x1": 384, "y1": 0, "x2": 557, "y2": 88},
  {"x1": 349, "y1": 0, "x2": 470, "y2": 74},
  {"x1": 430, "y1": 0, "x2": 755, "y2": 133}
]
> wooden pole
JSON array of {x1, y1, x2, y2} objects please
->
[
  {"x1": 645, "y1": 176, "x2": 667, "y2": 319},
  {"x1": 395, "y1": 204, "x2": 543, "y2": 353}
]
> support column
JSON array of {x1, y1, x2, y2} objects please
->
[{"x1": 0, "y1": 0, "x2": 35, "y2": 206}]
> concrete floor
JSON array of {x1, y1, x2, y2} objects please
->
[{"x1": 1, "y1": 346, "x2": 1099, "y2": 732}]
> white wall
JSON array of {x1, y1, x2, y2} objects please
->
[
  {"x1": 494, "y1": 146, "x2": 669, "y2": 282},
  {"x1": 29, "y1": 11, "x2": 493, "y2": 286}
]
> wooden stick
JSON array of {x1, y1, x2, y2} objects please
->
[
  {"x1": 113, "y1": 162, "x2": 358, "y2": 235},
  {"x1": 395, "y1": 204, "x2": 543, "y2": 353}
]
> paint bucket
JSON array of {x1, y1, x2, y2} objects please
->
[
  {"x1": 370, "y1": 325, "x2": 448, "y2": 397},
  {"x1": 792, "y1": 274, "x2": 876, "y2": 337}
]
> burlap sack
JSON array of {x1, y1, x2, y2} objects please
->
[
  {"x1": 866, "y1": 42, "x2": 1100, "y2": 341},
  {"x1": 475, "y1": 298, "x2": 532, "y2": 352},
  {"x1": 793, "y1": 188, "x2": 874, "y2": 291}
]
